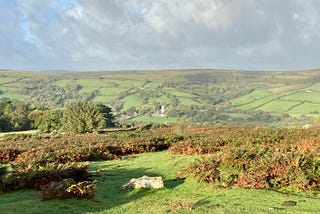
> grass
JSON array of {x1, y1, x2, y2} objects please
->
[
  {"x1": 307, "y1": 82, "x2": 320, "y2": 91},
  {"x1": 147, "y1": 96, "x2": 172, "y2": 106},
  {"x1": 257, "y1": 100, "x2": 300, "y2": 112},
  {"x1": 123, "y1": 95, "x2": 144, "y2": 110},
  {"x1": 0, "y1": 151, "x2": 319, "y2": 214},
  {"x1": 177, "y1": 97, "x2": 200, "y2": 106},
  {"x1": 109, "y1": 80, "x2": 144, "y2": 88},
  {"x1": 230, "y1": 89, "x2": 271, "y2": 106},
  {"x1": 79, "y1": 87, "x2": 98, "y2": 94},
  {"x1": 238, "y1": 95, "x2": 278, "y2": 110},
  {"x1": 93, "y1": 96, "x2": 114, "y2": 103},
  {"x1": 282, "y1": 91, "x2": 320, "y2": 103},
  {"x1": 53, "y1": 80, "x2": 69, "y2": 87},
  {"x1": 167, "y1": 89, "x2": 193, "y2": 98},
  {"x1": 288, "y1": 102, "x2": 320, "y2": 114},
  {"x1": 77, "y1": 79, "x2": 108, "y2": 87},
  {"x1": 144, "y1": 82, "x2": 162, "y2": 88},
  {"x1": 0, "y1": 93, "x2": 28, "y2": 100},
  {"x1": 99, "y1": 87, "x2": 128, "y2": 95},
  {"x1": 268, "y1": 84, "x2": 306, "y2": 94},
  {"x1": 0, "y1": 77, "x2": 15, "y2": 85}
]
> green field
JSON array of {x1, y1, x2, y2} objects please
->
[
  {"x1": 177, "y1": 97, "x2": 199, "y2": 106},
  {"x1": 288, "y1": 102, "x2": 320, "y2": 114},
  {"x1": 307, "y1": 82, "x2": 320, "y2": 91},
  {"x1": 77, "y1": 79, "x2": 107, "y2": 87},
  {"x1": 268, "y1": 84, "x2": 306, "y2": 94},
  {"x1": 257, "y1": 100, "x2": 300, "y2": 112},
  {"x1": 0, "y1": 77, "x2": 15, "y2": 85},
  {"x1": 0, "y1": 151, "x2": 318, "y2": 214},
  {"x1": 238, "y1": 95, "x2": 278, "y2": 110},
  {"x1": 282, "y1": 91, "x2": 320, "y2": 103},
  {"x1": 0, "y1": 93, "x2": 28, "y2": 100},
  {"x1": 110, "y1": 80, "x2": 144, "y2": 88},
  {"x1": 99, "y1": 87, "x2": 128, "y2": 95},
  {"x1": 147, "y1": 95, "x2": 171, "y2": 106},
  {"x1": 2, "y1": 69, "x2": 320, "y2": 125},
  {"x1": 78, "y1": 87, "x2": 98, "y2": 94},
  {"x1": 144, "y1": 82, "x2": 162, "y2": 88},
  {"x1": 231, "y1": 89, "x2": 271, "y2": 106},
  {"x1": 92, "y1": 95, "x2": 114, "y2": 103},
  {"x1": 53, "y1": 79, "x2": 69, "y2": 87},
  {"x1": 167, "y1": 89, "x2": 193, "y2": 98},
  {"x1": 123, "y1": 95, "x2": 144, "y2": 110}
]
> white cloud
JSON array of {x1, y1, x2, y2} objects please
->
[{"x1": 1, "y1": 0, "x2": 320, "y2": 70}]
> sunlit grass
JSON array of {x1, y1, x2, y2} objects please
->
[{"x1": 0, "y1": 151, "x2": 318, "y2": 214}]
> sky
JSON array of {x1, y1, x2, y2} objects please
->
[{"x1": 1, "y1": 0, "x2": 320, "y2": 71}]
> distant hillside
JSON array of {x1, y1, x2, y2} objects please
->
[{"x1": 1, "y1": 69, "x2": 319, "y2": 126}]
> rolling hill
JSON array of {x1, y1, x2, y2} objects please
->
[{"x1": 1, "y1": 69, "x2": 320, "y2": 126}]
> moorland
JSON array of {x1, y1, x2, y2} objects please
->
[{"x1": 0, "y1": 69, "x2": 320, "y2": 213}]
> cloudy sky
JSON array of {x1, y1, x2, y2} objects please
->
[{"x1": 1, "y1": 0, "x2": 320, "y2": 71}]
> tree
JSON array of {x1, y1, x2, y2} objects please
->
[
  {"x1": 62, "y1": 100, "x2": 114, "y2": 134},
  {"x1": 38, "y1": 110, "x2": 63, "y2": 133},
  {"x1": 96, "y1": 104, "x2": 115, "y2": 127},
  {"x1": 9, "y1": 102, "x2": 31, "y2": 131},
  {"x1": 0, "y1": 116, "x2": 11, "y2": 131}
]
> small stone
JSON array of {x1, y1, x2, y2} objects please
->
[
  {"x1": 281, "y1": 201, "x2": 297, "y2": 206},
  {"x1": 120, "y1": 175, "x2": 164, "y2": 189}
]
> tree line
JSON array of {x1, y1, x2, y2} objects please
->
[{"x1": 0, "y1": 99, "x2": 115, "y2": 133}]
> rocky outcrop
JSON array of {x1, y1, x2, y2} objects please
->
[{"x1": 121, "y1": 175, "x2": 164, "y2": 189}]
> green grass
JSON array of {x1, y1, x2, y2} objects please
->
[
  {"x1": 257, "y1": 100, "x2": 301, "y2": 112},
  {"x1": 132, "y1": 115, "x2": 177, "y2": 123},
  {"x1": 282, "y1": 91, "x2": 320, "y2": 103},
  {"x1": 238, "y1": 95, "x2": 278, "y2": 110},
  {"x1": 288, "y1": 102, "x2": 320, "y2": 114},
  {"x1": 99, "y1": 87, "x2": 128, "y2": 95},
  {"x1": 268, "y1": 84, "x2": 306, "y2": 94},
  {"x1": 231, "y1": 89, "x2": 271, "y2": 106},
  {"x1": 53, "y1": 80, "x2": 69, "y2": 87},
  {"x1": 77, "y1": 79, "x2": 108, "y2": 87},
  {"x1": 147, "y1": 96, "x2": 172, "y2": 106},
  {"x1": 0, "y1": 77, "x2": 15, "y2": 85},
  {"x1": 144, "y1": 82, "x2": 162, "y2": 88},
  {"x1": 1, "y1": 151, "x2": 318, "y2": 214},
  {"x1": 177, "y1": 97, "x2": 199, "y2": 106},
  {"x1": 78, "y1": 87, "x2": 99, "y2": 94},
  {"x1": 123, "y1": 95, "x2": 144, "y2": 110},
  {"x1": 167, "y1": 89, "x2": 193, "y2": 98},
  {"x1": 93, "y1": 95, "x2": 114, "y2": 103},
  {"x1": 307, "y1": 82, "x2": 320, "y2": 91},
  {"x1": 0, "y1": 93, "x2": 28, "y2": 100},
  {"x1": 111, "y1": 80, "x2": 144, "y2": 88}
]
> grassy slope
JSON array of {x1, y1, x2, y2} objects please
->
[
  {"x1": 2, "y1": 69, "x2": 320, "y2": 118},
  {"x1": 0, "y1": 151, "x2": 318, "y2": 214}
]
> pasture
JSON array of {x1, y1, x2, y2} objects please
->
[{"x1": 1, "y1": 69, "x2": 320, "y2": 124}]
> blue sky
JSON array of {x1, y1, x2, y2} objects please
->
[{"x1": 1, "y1": 0, "x2": 320, "y2": 71}]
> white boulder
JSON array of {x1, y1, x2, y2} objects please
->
[{"x1": 121, "y1": 175, "x2": 164, "y2": 189}]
